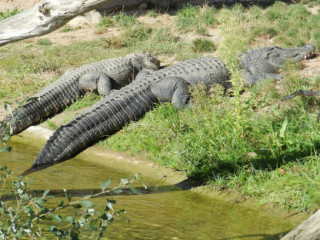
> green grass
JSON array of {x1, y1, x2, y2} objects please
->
[
  {"x1": 66, "y1": 94, "x2": 102, "y2": 111},
  {"x1": 96, "y1": 13, "x2": 138, "y2": 33},
  {"x1": 191, "y1": 38, "x2": 216, "y2": 52},
  {"x1": 0, "y1": 9, "x2": 20, "y2": 20},
  {"x1": 175, "y1": 5, "x2": 218, "y2": 32},
  {"x1": 36, "y1": 38, "x2": 52, "y2": 46},
  {"x1": 1, "y1": 2, "x2": 320, "y2": 213}
]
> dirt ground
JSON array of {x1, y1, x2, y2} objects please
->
[{"x1": 0, "y1": 0, "x2": 41, "y2": 11}]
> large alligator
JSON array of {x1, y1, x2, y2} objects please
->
[
  {"x1": 0, "y1": 53, "x2": 160, "y2": 136},
  {"x1": 240, "y1": 44, "x2": 315, "y2": 85},
  {"x1": 26, "y1": 57, "x2": 231, "y2": 172}
]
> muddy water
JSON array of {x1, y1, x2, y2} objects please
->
[{"x1": 0, "y1": 134, "x2": 300, "y2": 240}]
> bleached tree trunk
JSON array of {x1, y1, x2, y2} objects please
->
[
  {"x1": 281, "y1": 210, "x2": 320, "y2": 240},
  {"x1": 0, "y1": 0, "x2": 113, "y2": 47},
  {"x1": 0, "y1": 0, "x2": 276, "y2": 47}
]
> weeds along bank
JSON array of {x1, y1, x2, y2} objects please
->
[{"x1": 1, "y1": 1, "x2": 320, "y2": 212}]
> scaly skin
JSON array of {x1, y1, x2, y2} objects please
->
[
  {"x1": 0, "y1": 53, "x2": 160, "y2": 136},
  {"x1": 29, "y1": 57, "x2": 231, "y2": 172},
  {"x1": 241, "y1": 44, "x2": 315, "y2": 85}
]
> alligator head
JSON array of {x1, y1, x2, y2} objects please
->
[
  {"x1": 129, "y1": 52, "x2": 160, "y2": 71},
  {"x1": 269, "y1": 44, "x2": 316, "y2": 63}
]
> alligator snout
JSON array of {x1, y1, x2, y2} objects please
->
[{"x1": 304, "y1": 51, "x2": 316, "y2": 59}]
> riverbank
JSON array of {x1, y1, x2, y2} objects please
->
[
  {"x1": 1, "y1": 1, "x2": 320, "y2": 214},
  {"x1": 11, "y1": 125, "x2": 307, "y2": 227}
]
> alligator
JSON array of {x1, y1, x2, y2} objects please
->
[
  {"x1": 25, "y1": 57, "x2": 231, "y2": 173},
  {"x1": 240, "y1": 44, "x2": 315, "y2": 85},
  {"x1": 0, "y1": 53, "x2": 160, "y2": 136}
]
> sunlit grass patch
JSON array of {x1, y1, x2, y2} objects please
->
[
  {"x1": 191, "y1": 38, "x2": 216, "y2": 52},
  {"x1": 0, "y1": 9, "x2": 20, "y2": 20},
  {"x1": 175, "y1": 5, "x2": 218, "y2": 32},
  {"x1": 36, "y1": 38, "x2": 52, "y2": 46},
  {"x1": 66, "y1": 94, "x2": 102, "y2": 111},
  {"x1": 96, "y1": 12, "x2": 138, "y2": 33}
]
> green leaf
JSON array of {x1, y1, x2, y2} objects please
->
[
  {"x1": 1, "y1": 134, "x2": 10, "y2": 142},
  {"x1": 0, "y1": 165, "x2": 7, "y2": 170},
  {"x1": 49, "y1": 226, "x2": 57, "y2": 232},
  {"x1": 21, "y1": 193, "x2": 30, "y2": 201},
  {"x1": 107, "y1": 213, "x2": 114, "y2": 222},
  {"x1": 57, "y1": 199, "x2": 64, "y2": 207},
  {"x1": 128, "y1": 186, "x2": 142, "y2": 195},
  {"x1": 35, "y1": 197, "x2": 44, "y2": 205},
  {"x1": 4, "y1": 104, "x2": 12, "y2": 115},
  {"x1": 65, "y1": 216, "x2": 75, "y2": 224},
  {"x1": 104, "y1": 202, "x2": 114, "y2": 211},
  {"x1": 120, "y1": 178, "x2": 130, "y2": 185},
  {"x1": 43, "y1": 189, "x2": 50, "y2": 197},
  {"x1": 0, "y1": 146, "x2": 11, "y2": 153},
  {"x1": 112, "y1": 189, "x2": 122, "y2": 194},
  {"x1": 100, "y1": 213, "x2": 108, "y2": 220},
  {"x1": 51, "y1": 214, "x2": 63, "y2": 223},
  {"x1": 280, "y1": 118, "x2": 288, "y2": 139},
  {"x1": 88, "y1": 219, "x2": 98, "y2": 230},
  {"x1": 101, "y1": 179, "x2": 112, "y2": 191},
  {"x1": 80, "y1": 200, "x2": 94, "y2": 208},
  {"x1": 13, "y1": 230, "x2": 23, "y2": 237},
  {"x1": 107, "y1": 199, "x2": 116, "y2": 204},
  {"x1": 72, "y1": 203, "x2": 82, "y2": 209},
  {"x1": 115, "y1": 209, "x2": 126, "y2": 215},
  {"x1": 24, "y1": 206, "x2": 33, "y2": 214}
]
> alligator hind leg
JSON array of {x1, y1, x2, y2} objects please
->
[
  {"x1": 79, "y1": 72, "x2": 112, "y2": 96},
  {"x1": 151, "y1": 77, "x2": 190, "y2": 108}
]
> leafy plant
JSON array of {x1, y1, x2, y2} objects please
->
[{"x1": 0, "y1": 166, "x2": 141, "y2": 239}]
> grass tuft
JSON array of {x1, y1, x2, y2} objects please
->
[
  {"x1": 191, "y1": 38, "x2": 216, "y2": 52},
  {"x1": 36, "y1": 39, "x2": 52, "y2": 46}
]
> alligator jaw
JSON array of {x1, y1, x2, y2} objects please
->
[{"x1": 303, "y1": 51, "x2": 316, "y2": 59}]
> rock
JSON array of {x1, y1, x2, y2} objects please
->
[{"x1": 68, "y1": 10, "x2": 102, "y2": 27}]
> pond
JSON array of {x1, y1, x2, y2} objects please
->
[{"x1": 0, "y1": 128, "x2": 301, "y2": 240}]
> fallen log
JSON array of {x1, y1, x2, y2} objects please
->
[
  {"x1": 0, "y1": 0, "x2": 113, "y2": 47},
  {"x1": 281, "y1": 210, "x2": 320, "y2": 240},
  {"x1": 0, "y1": 0, "x2": 278, "y2": 47}
]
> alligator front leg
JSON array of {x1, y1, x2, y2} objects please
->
[
  {"x1": 151, "y1": 77, "x2": 190, "y2": 108},
  {"x1": 245, "y1": 72, "x2": 283, "y2": 85},
  {"x1": 78, "y1": 72, "x2": 112, "y2": 96}
]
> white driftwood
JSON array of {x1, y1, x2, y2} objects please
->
[
  {"x1": 0, "y1": 0, "x2": 113, "y2": 47},
  {"x1": 281, "y1": 210, "x2": 320, "y2": 240}
]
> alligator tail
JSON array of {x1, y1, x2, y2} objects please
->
[
  {"x1": 4, "y1": 81, "x2": 85, "y2": 135},
  {"x1": 32, "y1": 84, "x2": 157, "y2": 169}
]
